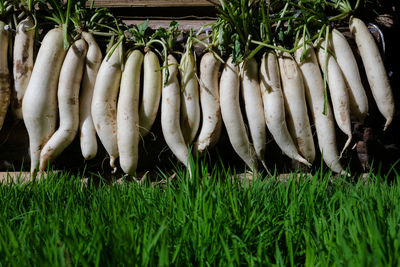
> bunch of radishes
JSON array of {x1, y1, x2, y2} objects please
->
[
  {"x1": 205, "y1": 0, "x2": 395, "y2": 175},
  {"x1": 0, "y1": 0, "x2": 396, "y2": 176}
]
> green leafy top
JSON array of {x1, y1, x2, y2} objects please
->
[
  {"x1": 38, "y1": 0, "x2": 73, "y2": 49},
  {"x1": 213, "y1": 0, "x2": 262, "y2": 63}
]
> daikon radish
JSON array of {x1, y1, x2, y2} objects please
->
[
  {"x1": 316, "y1": 40, "x2": 352, "y2": 157},
  {"x1": 195, "y1": 52, "x2": 222, "y2": 154},
  {"x1": 330, "y1": 28, "x2": 368, "y2": 123},
  {"x1": 180, "y1": 49, "x2": 200, "y2": 145},
  {"x1": 91, "y1": 42, "x2": 123, "y2": 172},
  {"x1": 220, "y1": 57, "x2": 258, "y2": 172},
  {"x1": 79, "y1": 32, "x2": 102, "y2": 160},
  {"x1": 39, "y1": 39, "x2": 88, "y2": 171},
  {"x1": 12, "y1": 17, "x2": 35, "y2": 120},
  {"x1": 117, "y1": 50, "x2": 143, "y2": 175},
  {"x1": 0, "y1": 21, "x2": 10, "y2": 131},
  {"x1": 161, "y1": 54, "x2": 191, "y2": 171},
  {"x1": 278, "y1": 51, "x2": 315, "y2": 164},
  {"x1": 139, "y1": 49, "x2": 162, "y2": 137},
  {"x1": 295, "y1": 39, "x2": 344, "y2": 173},
  {"x1": 349, "y1": 17, "x2": 395, "y2": 130},
  {"x1": 22, "y1": 28, "x2": 67, "y2": 173},
  {"x1": 260, "y1": 51, "x2": 311, "y2": 166},
  {"x1": 240, "y1": 57, "x2": 267, "y2": 170}
]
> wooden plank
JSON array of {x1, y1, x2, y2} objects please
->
[
  {"x1": 124, "y1": 19, "x2": 215, "y2": 30},
  {"x1": 92, "y1": 0, "x2": 214, "y2": 7}
]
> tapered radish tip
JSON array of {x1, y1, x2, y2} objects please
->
[{"x1": 383, "y1": 118, "x2": 393, "y2": 131}]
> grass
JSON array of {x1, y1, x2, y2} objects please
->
[{"x1": 1, "y1": 161, "x2": 400, "y2": 266}]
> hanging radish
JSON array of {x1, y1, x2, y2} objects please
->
[
  {"x1": 0, "y1": 20, "x2": 10, "y2": 131},
  {"x1": 350, "y1": 17, "x2": 395, "y2": 131},
  {"x1": 22, "y1": 8, "x2": 69, "y2": 173},
  {"x1": 39, "y1": 39, "x2": 88, "y2": 171},
  {"x1": 260, "y1": 51, "x2": 311, "y2": 167},
  {"x1": 91, "y1": 41, "x2": 123, "y2": 173},
  {"x1": 117, "y1": 50, "x2": 143, "y2": 175}
]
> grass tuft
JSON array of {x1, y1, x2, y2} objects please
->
[{"x1": 1, "y1": 163, "x2": 400, "y2": 266}]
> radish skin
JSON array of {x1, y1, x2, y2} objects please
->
[
  {"x1": 195, "y1": 52, "x2": 222, "y2": 154},
  {"x1": 331, "y1": 29, "x2": 368, "y2": 122},
  {"x1": 139, "y1": 50, "x2": 162, "y2": 137},
  {"x1": 117, "y1": 50, "x2": 143, "y2": 175},
  {"x1": 260, "y1": 51, "x2": 311, "y2": 166},
  {"x1": 91, "y1": 42, "x2": 122, "y2": 172},
  {"x1": 240, "y1": 57, "x2": 267, "y2": 170},
  {"x1": 79, "y1": 32, "x2": 102, "y2": 160},
  {"x1": 0, "y1": 21, "x2": 10, "y2": 131},
  {"x1": 180, "y1": 49, "x2": 200, "y2": 145},
  {"x1": 12, "y1": 17, "x2": 35, "y2": 120},
  {"x1": 161, "y1": 54, "x2": 191, "y2": 171},
  {"x1": 22, "y1": 28, "x2": 67, "y2": 173},
  {"x1": 349, "y1": 17, "x2": 395, "y2": 130},
  {"x1": 295, "y1": 39, "x2": 344, "y2": 173},
  {"x1": 278, "y1": 52, "x2": 315, "y2": 164},
  {"x1": 39, "y1": 39, "x2": 88, "y2": 171},
  {"x1": 220, "y1": 57, "x2": 258, "y2": 172},
  {"x1": 316, "y1": 40, "x2": 352, "y2": 157}
]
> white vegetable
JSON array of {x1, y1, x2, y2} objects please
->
[
  {"x1": 260, "y1": 51, "x2": 311, "y2": 166},
  {"x1": 316, "y1": 40, "x2": 352, "y2": 157},
  {"x1": 240, "y1": 57, "x2": 267, "y2": 170},
  {"x1": 79, "y1": 32, "x2": 102, "y2": 160},
  {"x1": 0, "y1": 21, "x2": 10, "y2": 131},
  {"x1": 139, "y1": 49, "x2": 162, "y2": 137},
  {"x1": 195, "y1": 52, "x2": 222, "y2": 154},
  {"x1": 12, "y1": 17, "x2": 35, "y2": 120},
  {"x1": 220, "y1": 57, "x2": 258, "y2": 172},
  {"x1": 39, "y1": 39, "x2": 88, "y2": 171},
  {"x1": 278, "y1": 51, "x2": 315, "y2": 164},
  {"x1": 22, "y1": 28, "x2": 67, "y2": 173},
  {"x1": 330, "y1": 28, "x2": 368, "y2": 122},
  {"x1": 180, "y1": 49, "x2": 200, "y2": 145},
  {"x1": 91, "y1": 42, "x2": 122, "y2": 172},
  {"x1": 117, "y1": 50, "x2": 143, "y2": 175},
  {"x1": 295, "y1": 39, "x2": 344, "y2": 173},
  {"x1": 349, "y1": 17, "x2": 395, "y2": 130},
  {"x1": 161, "y1": 54, "x2": 191, "y2": 171}
]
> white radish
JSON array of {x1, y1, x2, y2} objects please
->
[
  {"x1": 220, "y1": 57, "x2": 258, "y2": 172},
  {"x1": 260, "y1": 51, "x2": 311, "y2": 166},
  {"x1": 22, "y1": 28, "x2": 67, "y2": 173},
  {"x1": 295, "y1": 39, "x2": 344, "y2": 173},
  {"x1": 331, "y1": 28, "x2": 368, "y2": 122},
  {"x1": 195, "y1": 52, "x2": 222, "y2": 154},
  {"x1": 12, "y1": 17, "x2": 35, "y2": 120},
  {"x1": 240, "y1": 57, "x2": 267, "y2": 170},
  {"x1": 349, "y1": 17, "x2": 395, "y2": 130},
  {"x1": 278, "y1": 51, "x2": 315, "y2": 164},
  {"x1": 161, "y1": 54, "x2": 191, "y2": 171},
  {"x1": 117, "y1": 50, "x2": 143, "y2": 175},
  {"x1": 0, "y1": 21, "x2": 10, "y2": 131},
  {"x1": 316, "y1": 40, "x2": 352, "y2": 157},
  {"x1": 39, "y1": 39, "x2": 88, "y2": 171},
  {"x1": 91, "y1": 42, "x2": 123, "y2": 172},
  {"x1": 180, "y1": 49, "x2": 200, "y2": 145},
  {"x1": 139, "y1": 49, "x2": 162, "y2": 137},
  {"x1": 79, "y1": 32, "x2": 102, "y2": 160}
]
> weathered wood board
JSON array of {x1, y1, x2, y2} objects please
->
[
  {"x1": 125, "y1": 19, "x2": 215, "y2": 30},
  {"x1": 92, "y1": 0, "x2": 214, "y2": 7}
]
